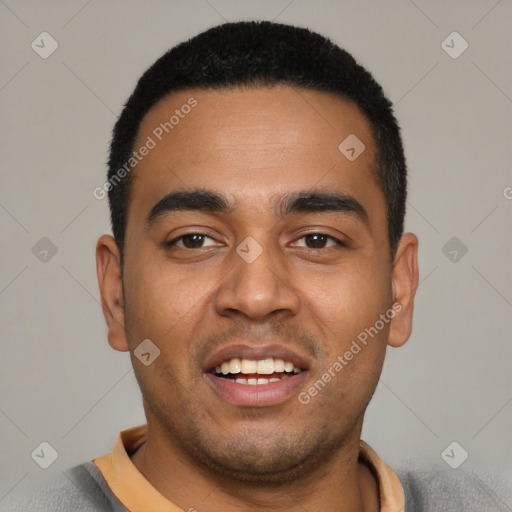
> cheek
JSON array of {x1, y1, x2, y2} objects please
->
[
  {"x1": 123, "y1": 258, "x2": 205, "y2": 347},
  {"x1": 128, "y1": 254, "x2": 210, "y2": 313},
  {"x1": 123, "y1": 263, "x2": 203, "y2": 392},
  {"x1": 300, "y1": 258, "x2": 391, "y2": 405},
  {"x1": 303, "y1": 260, "x2": 390, "y2": 338}
]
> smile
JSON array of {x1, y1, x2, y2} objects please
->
[
  {"x1": 209, "y1": 357, "x2": 304, "y2": 385},
  {"x1": 205, "y1": 357, "x2": 308, "y2": 407}
]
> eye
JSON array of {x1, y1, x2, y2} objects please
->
[
  {"x1": 167, "y1": 233, "x2": 220, "y2": 249},
  {"x1": 291, "y1": 233, "x2": 344, "y2": 249}
]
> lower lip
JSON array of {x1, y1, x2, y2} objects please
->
[{"x1": 204, "y1": 371, "x2": 309, "y2": 407}]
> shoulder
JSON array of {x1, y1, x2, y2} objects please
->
[
  {"x1": 0, "y1": 462, "x2": 127, "y2": 512},
  {"x1": 396, "y1": 466, "x2": 512, "y2": 511}
]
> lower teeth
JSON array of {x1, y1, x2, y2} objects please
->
[{"x1": 233, "y1": 375, "x2": 291, "y2": 385}]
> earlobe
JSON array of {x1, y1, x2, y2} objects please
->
[
  {"x1": 387, "y1": 232, "x2": 419, "y2": 348},
  {"x1": 96, "y1": 235, "x2": 130, "y2": 352}
]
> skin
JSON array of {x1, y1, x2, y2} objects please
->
[{"x1": 96, "y1": 86, "x2": 419, "y2": 511}]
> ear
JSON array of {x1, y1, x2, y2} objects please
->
[
  {"x1": 96, "y1": 234, "x2": 129, "y2": 352},
  {"x1": 387, "y1": 232, "x2": 419, "y2": 348}
]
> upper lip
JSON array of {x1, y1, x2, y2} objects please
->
[{"x1": 202, "y1": 343, "x2": 312, "y2": 372}]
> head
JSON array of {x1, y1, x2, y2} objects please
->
[
  {"x1": 106, "y1": 20, "x2": 407, "y2": 264},
  {"x1": 97, "y1": 21, "x2": 418, "y2": 484}
]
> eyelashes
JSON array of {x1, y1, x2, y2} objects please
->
[
  {"x1": 166, "y1": 232, "x2": 346, "y2": 251},
  {"x1": 166, "y1": 233, "x2": 220, "y2": 250},
  {"x1": 290, "y1": 233, "x2": 346, "y2": 249}
]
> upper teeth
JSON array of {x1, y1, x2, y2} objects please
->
[{"x1": 215, "y1": 358, "x2": 302, "y2": 375}]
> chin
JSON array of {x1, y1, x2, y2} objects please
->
[{"x1": 183, "y1": 425, "x2": 336, "y2": 486}]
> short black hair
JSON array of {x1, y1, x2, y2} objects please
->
[{"x1": 107, "y1": 20, "x2": 407, "y2": 261}]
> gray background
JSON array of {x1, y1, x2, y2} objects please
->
[{"x1": 1, "y1": 0, "x2": 511, "y2": 502}]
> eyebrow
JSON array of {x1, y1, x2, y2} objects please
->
[
  {"x1": 280, "y1": 191, "x2": 368, "y2": 225},
  {"x1": 146, "y1": 188, "x2": 368, "y2": 227},
  {"x1": 146, "y1": 189, "x2": 233, "y2": 226}
]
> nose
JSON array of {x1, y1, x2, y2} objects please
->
[{"x1": 214, "y1": 238, "x2": 301, "y2": 322}]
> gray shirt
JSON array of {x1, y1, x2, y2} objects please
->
[{"x1": 1, "y1": 461, "x2": 511, "y2": 511}]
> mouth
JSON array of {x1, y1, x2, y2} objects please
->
[
  {"x1": 208, "y1": 357, "x2": 305, "y2": 385},
  {"x1": 203, "y1": 351, "x2": 310, "y2": 407}
]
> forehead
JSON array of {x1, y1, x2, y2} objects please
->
[{"x1": 128, "y1": 86, "x2": 384, "y2": 225}]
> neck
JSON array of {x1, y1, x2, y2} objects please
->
[{"x1": 130, "y1": 422, "x2": 379, "y2": 512}]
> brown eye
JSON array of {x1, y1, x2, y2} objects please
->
[
  {"x1": 181, "y1": 234, "x2": 206, "y2": 248},
  {"x1": 167, "y1": 233, "x2": 219, "y2": 249},
  {"x1": 292, "y1": 233, "x2": 342, "y2": 249},
  {"x1": 304, "y1": 234, "x2": 329, "y2": 248}
]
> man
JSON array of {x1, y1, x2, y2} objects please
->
[{"x1": 4, "y1": 20, "x2": 507, "y2": 512}]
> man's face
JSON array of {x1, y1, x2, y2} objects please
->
[{"x1": 117, "y1": 86, "x2": 397, "y2": 480}]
